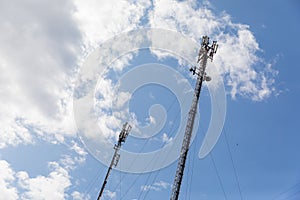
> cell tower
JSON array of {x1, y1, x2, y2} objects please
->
[
  {"x1": 97, "y1": 122, "x2": 132, "y2": 200},
  {"x1": 170, "y1": 36, "x2": 218, "y2": 200}
]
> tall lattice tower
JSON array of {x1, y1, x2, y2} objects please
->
[{"x1": 170, "y1": 36, "x2": 218, "y2": 200}]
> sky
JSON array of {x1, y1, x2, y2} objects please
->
[{"x1": 0, "y1": 0, "x2": 299, "y2": 200}]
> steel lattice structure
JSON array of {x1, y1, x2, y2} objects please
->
[
  {"x1": 97, "y1": 122, "x2": 131, "y2": 200},
  {"x1": 170, "y1": 36, "x2": 218, "y2": 200}
]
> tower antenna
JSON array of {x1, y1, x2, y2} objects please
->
[
  {"x1": 170, "y1": 36, "x2": 218, "y2": 200},
  {"x1": 97, "y1": 122, "x2": 132, "y2": 200}
]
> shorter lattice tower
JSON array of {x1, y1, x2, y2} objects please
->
[{"x1": 97, "y1": 122, "x2": 132, "y2": 200}]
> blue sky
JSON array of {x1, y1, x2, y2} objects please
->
[{"x1": 0, "y1": 0, "x2": 300, "y2": 200}]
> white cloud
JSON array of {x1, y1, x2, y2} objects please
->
[
  {"x1": 0, "y1": 118, "x2": 34, "y2": 149},
  {"x1": 149, "y1": 0, "x2": 219, "y2": 36},
  {"x1": 0, "y1": 0, "x2": 151, "y2": 149},
  {"x1": 148, "y1": 0, "x2": 277, "y2": 101},
  {"x1": 61, "y1": 141, "x2": 88, "y2": 170},
  {"x1": 72, "y1": 191, "x2": 90, "y2": 200},
  {"x1": 114, "y1": 91, "x2": 132, "y2": 109},
  {"x1": 0, "y1": 0, "x2": 81, "y2": 148},
  {"x1": 90, "y1": 76, "x2": 141, "y2": 142},
  {"x1": 0, "y1": 159, "x2": 72, "y2": 200},
  {"x1": 0, "y1": 140, "x2": 87, "y2": 199},
  {"x1": 70, "y1": 141, "x2": 88, "y2": 157},
  {"x1": 141, "y1": 180, "x2": 171, "y2": 192},
  {"x1": 103, "y1": 189, "x2": 116, "y2": 200},
  {"x1": 73, "y1": 0, "x2": 151, "y2": 48},
  {"x1": 0, "y1": 160, "x2": 18, "y2": 200},
  {"x1": 17, "y1": 162, "x2": 71, "y2": 200}
]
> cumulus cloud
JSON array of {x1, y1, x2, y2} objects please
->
[
  {"x1": 0, "y1": 159, "x2": 71, "y2": 200},
  {"x1": 73, "y1": 0, "x2": 151, "y2": 48},
  {"x1": 0, "y1": 0, "x2": 81, "y2": 148},
  {"x1": 17, "y1": 162, "x2": 71, "y2": 200},
  {"x1": 0, "y1": 141, "x2": 87, "y2": 200},
  {"x1": 148, "y1": 0, "x2": 277, "y2": 100},
  {"x1": 0, "y1": 160, "x2": 18, "y2": 200},
  {"x1": 0, "y1": 0, "x2": 152, "y2": 149},
  {"x1": 214, "y1": 30, "x2": 276, "y2": 100}
]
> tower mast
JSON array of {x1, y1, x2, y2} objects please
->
[
  {"x1": 170, "y1": 36, "x2": 218, "y2": 200},
  {"x1": 97, "y1": 122, "x2": 132, "y2": 200}
]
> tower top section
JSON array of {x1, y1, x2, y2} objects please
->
[{"x1": 199, "y1": 36, "x2": 218, "y2": 62}]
